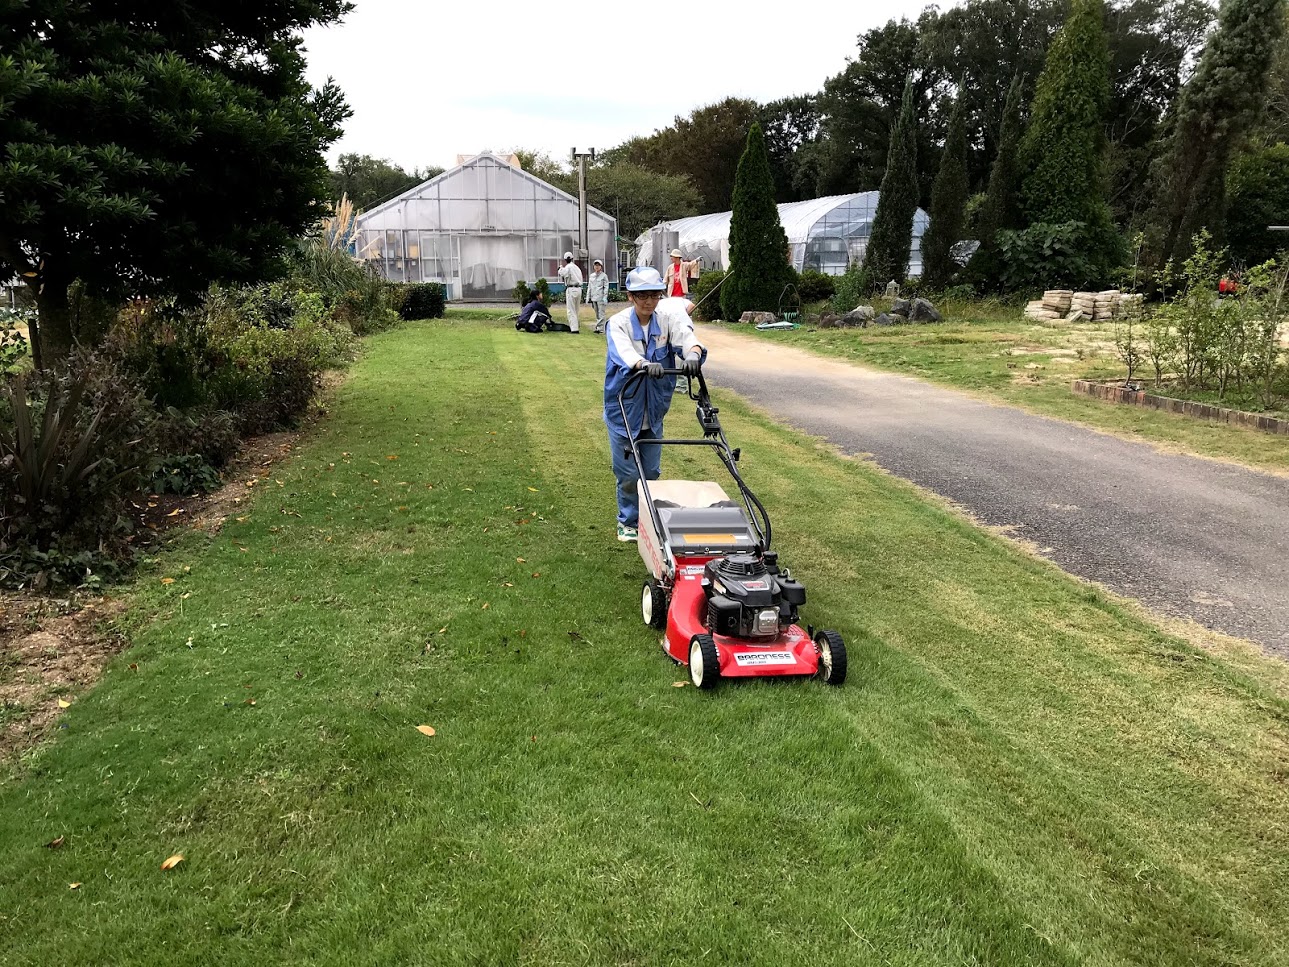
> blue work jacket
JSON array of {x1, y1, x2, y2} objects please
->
[{"x1": 603, "y1": 305, "x2": 705, "y2": 439}]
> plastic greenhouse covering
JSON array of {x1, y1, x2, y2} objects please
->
[
  {"x1": 634, "y1": 192, "x2": 930, "y2": 278},
  {"x1": 354, "y1": 154, "x2": 618, "y2": 300}
]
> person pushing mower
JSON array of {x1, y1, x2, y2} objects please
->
[{"x1": 604, "y1": 266, "x2": 705, "y2": 543}]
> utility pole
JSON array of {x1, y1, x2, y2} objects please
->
[{"x1": 571, "y1": 147, "x2": 595, "y2": 268}]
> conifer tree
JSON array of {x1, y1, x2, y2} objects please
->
[
  {"x1": 965, "y1": 75, "x2": 1025, "y2": 290},
  {"x1": 978, "y1": 75, "x2": 1026, "y2": 245},
  {"x1": 1017, "y1": 0, "x2": 1119, "y2": 276},
  {"x1": 920, "y1": 93, "x2": 970, "y2": 290},
  {"x1": 721, "y1": 122, "x2": 795, "y2": 320},
  {"x1": 1144, "y1": 0, "x2": 1286, "y2": 268},
  {"x1": 863, "y1": 75, "x2": 920, "y2": 285}
]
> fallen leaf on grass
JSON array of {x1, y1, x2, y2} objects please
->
[
  {"x1": 437, "y1": 626, "x2": 448, "y2": 635},
  {"x1": 166, "y1": 509, "x2": 183, "y2": 517},
  {"x1": 516, "y1": 557, "x2": 526, "y2": 563},
  {"x1": 46, "y1": 836, "x2": 65, "y2": 849},
  {"x1": 502, "y1": 582, "x2": 514, "y2": 588},
  {"x1": 531, "y1": 572, "x2": 541, "y2": 579},
  {"x1": 128, "y1": 663, "x2": 139, "y2": 672},
  {"x1": 387, "y1": 455, "x2": 399, "y2": 461},
  {"x1": 481, "y1": 603, "x2": 489, "y2": 610},
  {"x1": 161, "y1": 854, "x2": 184, "y2": 871},
  {"x1": 69, "y1": 882, "x2": 81, "y2": 890},
  {"x1": 415, "y1": 725, "x2": 436, "y2": 737},
  {"x1": 160, "y1": 577, "x2": 175, "y2": 585},
  {"x1": 57, "y1": 698, "x2": 71, "y2": 709},
  {"x1": 673, "y1": 682, "x2": 689, "y2": 688},
  {"x1": 527, "y1": 487, "x2": 539, "y2": 492},
  {"x1": 568, "y1": 631, "x2": 584, "y2": 641}
]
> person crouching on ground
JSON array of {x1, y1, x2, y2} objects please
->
[
  {"x1": 557, "y1": 252, "x2": 583, "y2": 332},
  {"x1": 516, "y1": 289, "x2": 553, "y2": 333},
  {"x1": 587, "y1": 259, "x2": 610, "y2": 333},
  {"x1": 604, "y1": 267, "x2": 706, "y2": 543}
]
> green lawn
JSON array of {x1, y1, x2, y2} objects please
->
[
  {"x1": 741, "y1": 312, "x2": 1289, "y2": 474},
  {"x1": 2, "y1": 317, "x2": 1287, "y2": 965}
]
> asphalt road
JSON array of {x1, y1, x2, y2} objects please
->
[{"x1": 698, "y1": 326, "x2": 1289, "y2": 658}]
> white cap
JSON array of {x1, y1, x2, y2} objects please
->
[
  {"x1": 564, "y1": 251, "x2": 573, "y2": 260},
  {"x1": 593, "y1": 259, "x2": 603, "y2": 266},
  {"x1": 670, "y1": 249, "x2": 683, "y2": 258}
]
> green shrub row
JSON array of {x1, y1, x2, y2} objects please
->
[{"x1": 0, "y1": 245, "x2": 410, "y2": 589}]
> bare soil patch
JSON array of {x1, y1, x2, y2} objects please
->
[{"x1": 1, "y1": 425, "x2": 306, "y2": 764}]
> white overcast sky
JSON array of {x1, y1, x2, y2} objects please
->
[{"x1": 300, "y1": 0, "x2": 938, "y2": 172}]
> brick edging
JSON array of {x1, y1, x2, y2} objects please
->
[{"x1": 1071, "y1": 380, "x2": 1289, "y2": 436}]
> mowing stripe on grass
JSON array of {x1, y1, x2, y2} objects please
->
[{"x1": 0, "y1": 319, "x2": 1285, "y2": 966}]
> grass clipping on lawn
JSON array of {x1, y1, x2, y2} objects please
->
[{"x1": 0, "y1": 316, "x2": 1286, "y2": 966}]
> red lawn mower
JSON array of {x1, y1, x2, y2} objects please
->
[{"x1": 618, "y1": 366, "x2": 848, "y2": 690}]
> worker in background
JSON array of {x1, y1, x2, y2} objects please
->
[
  {"x1": 558, "y1": 252, "x2": 584, "y2": 333},
  {"x1": 664, "y1": 248, "x2": 699, "y2": 298},
  {"x1": 587, "y1": 259, "x2": 610, "y2": 334},
  {"x1": 603, "y1": 267, "x2": 706, "y2": 543}
]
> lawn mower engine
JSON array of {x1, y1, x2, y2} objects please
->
[{"x1": 702, "y1": 552, "x2": 805, "y2": 640}]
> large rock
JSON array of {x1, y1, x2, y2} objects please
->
[
  {"x1": 872, "y1": 313, "x2": 899, "y2": 326},
  {"x1": 890, "y1": 299, "x2": 912, "y2": 318},
  {"x1": 739, "y1": 311, "x2": 778, "y2": 325},
  {"x1": 909, "y1": 298, "x2": 942, "y2": 323},
  {"x1": 818, "y1": 313, "x2": 839, "y2": 329},
  {"x1": 838, "y1": 306, "x2": 874, "y2": 328}
]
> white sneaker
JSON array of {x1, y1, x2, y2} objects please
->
[{"x1": 616, "y1": 523, "x2": 638, "y2": 543}]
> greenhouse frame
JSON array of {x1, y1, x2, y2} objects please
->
[
  {"x1": 353, "y1": 154, "x2": 618, "y2": 301},
  {"x1": 634, "y1": 192, "x2": 930, "y2": 278}
]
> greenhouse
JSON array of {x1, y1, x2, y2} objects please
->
[
  {"x1": 634, "y1": 192, "x2": 930, "y2": 278},
  {"x1": 353, "y1": 153, "x2": 618, "y2": 301}
]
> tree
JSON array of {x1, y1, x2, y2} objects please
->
[
  {"x1": 604, "y1": 98, "x2": 761, "y2": 212},
  {"x1": 966, "y1": 74, "x2": 1027, "y2": 289},
  {"x1": 0, "y1": 2, "x2": 350, "y2": 369},
  {"x1": 920, "y1": 93, "x2": 971, "y2": 290},
  {"x1": 759, "y1": 96, "x2": 822, "y2": 203},
  {"x1": 330, "y1": 154, "x2": 443, "y2": 211},
  {"x1": 582, "y1": 164, "x2": 702, "y2": 241},
  {"x1": 921, "y1": 0, "x2": 1065, "y2": 187},
  {"x1": 863, "y1": 76, "x2": 920, "y2": 286},
  {"x1": 720, "y1": 123, "x2": 795, "y2": 321},
  {"x1": 812, "y1": 15, "x2": 943, "y2": 199},
  {"x1": 1144, "y1": 0, "x2": 1287, "y2": 269},
  {"x1": 1017, "y1": 0, "x2": 1120, "y2": 278},
  {"x1": 1226, "y1": 142, "x2": 1289, "y2": 266},
  {"x1": 1102, "y1": 0, "x2": 1215, "y2": 226}
]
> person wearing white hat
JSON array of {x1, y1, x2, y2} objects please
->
[
  {"x1": 603, "y1": 266, "x2": 706, "y2": 542},
  {"x1": 557, "y1": 252, "x2": 584, "y2": 333},
  {"x1": 587, "y1": 258, "x2": 610, "y2": 333},
  {"x1": 664, "y1": 248, "x2": 699, "y2": 298}
]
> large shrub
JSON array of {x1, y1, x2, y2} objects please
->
[
  {"x1": 921, "y1": 94, "x2": 971, "y2": 291},
  {"x1": 830, "y1": 263, "x2": 874, "y2": 313},
  {"x1": 1226, "y1": 143, "x2": 1289, "y2": 267},
  {"x1": 795, "y1": 270, "x2": 837, "y2": 303},
  {"x1": 0, "y1": 355, "x2": 156, "y2": 587},
  {"x1": 690, "y1": 270, "x2": 727, "y2": 321},
  {"x1": 399, "y1": 283, "x2": 446, "y2": 320},
  {"x1": 997, "y1": 222, "x2": 1098, "y2": 293}
]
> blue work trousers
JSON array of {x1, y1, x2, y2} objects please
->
[{"x1": 609, "y1": 428, "x2": 661, "y2": 527}]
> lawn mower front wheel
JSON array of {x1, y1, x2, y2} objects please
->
[
  {"x1": 814, "y1": 630, "x2": 848, "y2": 685},
  {"x1": 641, "y1": 580, "x2": 668, "y2": 630},
  {"x1": 688, "y1": 634, "x2": 721, "y2": 690}
]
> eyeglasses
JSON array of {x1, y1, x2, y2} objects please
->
[{"x1": 631, "y1": 292, "x2": 662, "y2": 301}]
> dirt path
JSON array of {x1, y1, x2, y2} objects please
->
[{"x1": 698, "y1": 325, "x2": 1289, "y2": 658}]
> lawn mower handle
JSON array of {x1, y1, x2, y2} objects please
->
[{"x1": 616, "y1": 365, "x2": 772, "y2": 554}]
